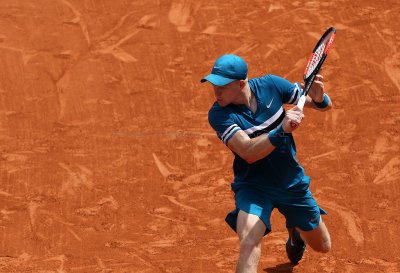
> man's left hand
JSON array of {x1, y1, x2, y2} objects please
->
[{"x1": 301, "y1": 74, "x2": 325, "y2": 103}]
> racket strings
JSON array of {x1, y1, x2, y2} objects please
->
[
  {"x1": 305, "y1": 34, "x2": 332, "y2": 78},
  {"x1": 306, "y1": 43, "x2": 326, "y2": 78}
]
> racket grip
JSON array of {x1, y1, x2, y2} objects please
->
[{"x1": 297, "y1": 95, "x2": 306, "y2": 111}]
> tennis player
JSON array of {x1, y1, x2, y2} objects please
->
[{"x1": 201, "y1": 54, "x2": 332, "y2": 272}]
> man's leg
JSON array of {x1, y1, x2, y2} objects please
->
[
  {"x1": 236, "y1": 210, "x2": 267, "y2": 273},
  {"x1": 286, "y1": 216, "x2": 331, "y2": 264},
  {"x1": 297, "y1": 216, "x2": 331, "y2": 253}
]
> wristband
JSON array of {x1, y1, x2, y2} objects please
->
[
  {"x1": 268, "y1": 125, "x2": 289, "y2": 147},
  {"x1": 312, "y1": 94, "x2": 330, "y2": 108}
]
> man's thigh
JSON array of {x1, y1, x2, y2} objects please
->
[
  {"x1": 226, "y1": 186, "x2": 275, "y2": 236},
  {"x1": 237, "y1": 210, "x2": 267, "y2": 243},
  {"x1": 297, "y1": 216, "x2": 331, "y2": 253}
]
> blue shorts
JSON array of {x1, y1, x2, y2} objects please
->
[{"x1": 225, "y1": 185, "x2": 327, "y2": 236}]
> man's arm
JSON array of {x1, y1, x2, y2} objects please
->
[
  {"x1": 228, "y1": 131, "x2": 275, "y2": 164},
  {"x1": 304, "y1": 94, "x2": 332, "y2": 112},
  {"x1": 302, "y1": 73, "x2": 332, "y2": 112},
  {"x1": 227, "y1": 106, "x2": 304, "y2": 164}
]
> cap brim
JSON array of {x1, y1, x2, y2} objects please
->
[{"x1": 200, "y1": 74, "x2": 236, "y2": 86}]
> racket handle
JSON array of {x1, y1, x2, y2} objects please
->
[{"x1": 297, "y1": 95, "x2": 306, "y2": 111}]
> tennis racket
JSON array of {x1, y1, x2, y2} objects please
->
[{"x1": 297, "y1": 27, "x2": 336, "y2": 110}]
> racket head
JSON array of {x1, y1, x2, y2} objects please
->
[{"x1": 303, "y1": 27, "x2": 336, "y2": 82}]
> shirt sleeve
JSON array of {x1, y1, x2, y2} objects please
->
[
  {"x1": 208, "y1": 106, "x2": 241, "y2": 146},
  {"x1": 268, "y1": 75, "x2": 302, "y2": 105}
]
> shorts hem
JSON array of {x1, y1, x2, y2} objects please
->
[{"x1": 225, "y1": 208, "x2": 272, "y2": 237}]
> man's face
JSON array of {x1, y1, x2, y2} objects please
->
[{"x1": 212, "y1": 81, "x2": 241, "y2": 107}]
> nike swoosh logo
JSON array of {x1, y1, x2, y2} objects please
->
[{"x1": 266, "y1": 98, "x2": 274, "y2": 109}]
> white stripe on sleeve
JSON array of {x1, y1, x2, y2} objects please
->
[{"x1": 222, "y1": 124, "x2": 240, "y2": 144}]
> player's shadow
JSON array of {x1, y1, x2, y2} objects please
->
[{"x1": 263, "y1": 262, "x2": 295, "y2": 273}]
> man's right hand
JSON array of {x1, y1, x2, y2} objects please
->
[{"x1": 282, "y1": 106, "x2": 304, "y2": 133}]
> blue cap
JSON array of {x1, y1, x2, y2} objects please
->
[{"x1": 201, "y1": 54, "x2": 248, "y2": 86}]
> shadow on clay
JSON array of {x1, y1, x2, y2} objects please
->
[{"x1": 263, "y1": 262, "x2": 295, "y2": 273}]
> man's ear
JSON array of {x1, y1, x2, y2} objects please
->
[{"x1": 239, "y1": 80, "x2": 246, "y2": 89}]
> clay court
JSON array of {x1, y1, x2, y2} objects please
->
[{"x1": 0, "y1": 0, "x2": 399, "y2": 272}]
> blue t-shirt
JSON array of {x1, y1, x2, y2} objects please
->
[{"x1": 208, "y1": 75, "x2": 310, "y2": 192}]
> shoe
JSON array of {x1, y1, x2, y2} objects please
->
[{"x1": 286, "y1": 228, "x2": 306, "y2": 264}]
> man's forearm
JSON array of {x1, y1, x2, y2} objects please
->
[{"x1": 242, "y1": 133, "x2": 276, "y2": 164}]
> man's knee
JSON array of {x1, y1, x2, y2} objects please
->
[
  {"x1": 240, "y1": 238, "x2": 261, "y2": 253},
  {"x1": 298, "y1": 219, "x2": 331, "y2": 253},
  {"x1": 239, "y1": 238, "x2": 262, "y2": 265},
  {"x1": 313, "y1": 238, "x2": 331, "y2": 253},
  {"x1": 307, "y1": 231, "x2": 331, "y2": 253}
]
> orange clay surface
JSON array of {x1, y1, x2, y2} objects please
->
[{"x1": 0, "y1": 0, "x2": 399, "y2": 272}]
